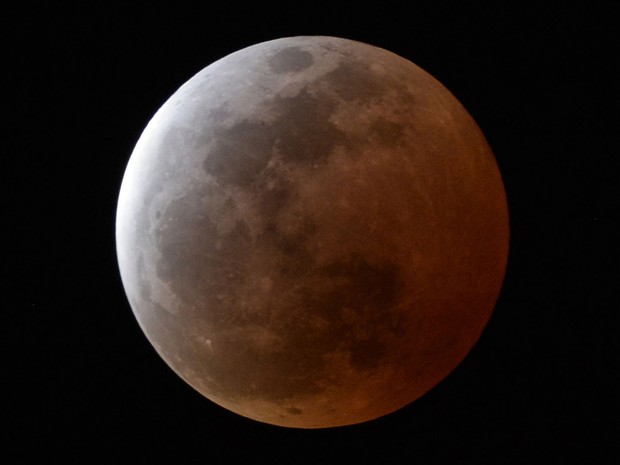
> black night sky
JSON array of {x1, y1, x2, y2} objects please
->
[{"x1": 8, "y1": 3, "x2": 616, "y2": 463}]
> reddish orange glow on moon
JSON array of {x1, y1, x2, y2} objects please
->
[{"x1": 116, "y1": 36, "x2": 509, "y2": 428}]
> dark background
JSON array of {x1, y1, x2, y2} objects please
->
[{"x1": 7, "y1": 2, "x2": 616, "y2": 463}]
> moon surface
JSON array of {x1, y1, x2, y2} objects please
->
[{"x1": 116, "y1": 36, "x2": 509, "y2": 428}]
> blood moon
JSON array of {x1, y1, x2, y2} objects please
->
[{"x1": 116, "y1": 36, "x2": 509, "y2": 428}]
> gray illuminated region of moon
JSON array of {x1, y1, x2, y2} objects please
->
[{"x1": 116, "y1": 36, "x2": 509, "y2": 428}]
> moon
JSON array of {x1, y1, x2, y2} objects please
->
[{"x1": 116, "y1": 36, "x2": 509, "y2": 428}]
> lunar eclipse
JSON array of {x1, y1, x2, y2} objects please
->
[{"x1": 116, "y1": 36, "x2": 509, "y2": 428}]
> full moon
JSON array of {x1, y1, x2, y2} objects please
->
[{"x1": 116, "y1": 36, "x2": 509, "y2": 428}]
